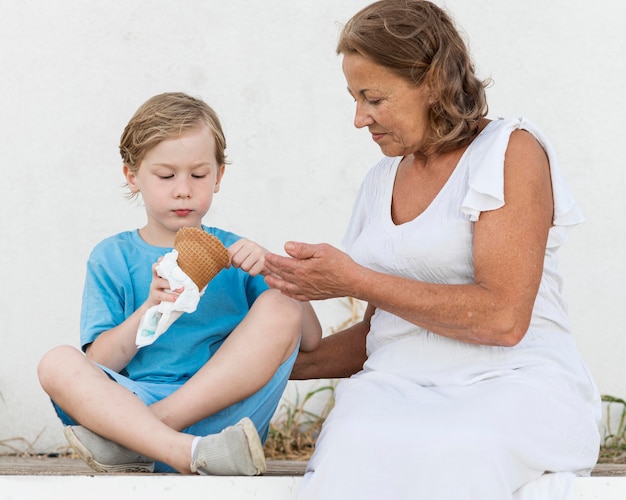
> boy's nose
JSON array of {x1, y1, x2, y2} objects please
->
[{"x1": 174, "y1": 179, "x2": 192, "y2": 198}]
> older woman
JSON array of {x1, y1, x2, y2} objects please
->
[{"x1": 264, "y1": 1, "x2": 600, "y2": 498}]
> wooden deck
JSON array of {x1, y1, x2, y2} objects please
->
[
  {"x1": 0, "y1": 455, "x2": 626, "y2": 477},
  {"x1": 1, "y1": 454, "x2": 626, "y2": 477},
  {"x1": 0, "y1": 454, "x2": 308, "y2": 476}
]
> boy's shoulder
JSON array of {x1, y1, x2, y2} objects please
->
[
  {"x1": 88, "y1": 227, "x2": 245, "y2": 261},
  {"x1": 88, "y1": 230, "x2": 147, "y2": 263},
  {"x1": 201, "y1": 225, "x2": 242, "y2": 247},
  {"x1": 92, "y1": 230, "x2": 139, "y2": 251}
]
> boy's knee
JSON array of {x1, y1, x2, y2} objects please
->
[
  {"x1": 37, "y1": 345, "x2": 83, "y2": 391},
  {"x1": 256, "y1": 289, "x2": 303, "y2": 323},
  {"x1": 255, "y1": 289, "x2": 303, "y2": 342}
]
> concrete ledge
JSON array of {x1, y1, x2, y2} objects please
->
[
  {"x1": 2, "y1": 456, "x2": 626, "y2": 499},
  {"x1": 572, "y1": 477, "x2": 626, "y2": 499},
  {"x1": 2, "y1": 475, "x2": 626, "y2": 499},
  {"x1": 0, "y1": 475, "x2": 303, "y2": 499}
]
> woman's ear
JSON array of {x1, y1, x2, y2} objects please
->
[
  {"x1": 214, "y1": 164, "x2": 226, "y2": 193},
  {"x1": 422, "y1": 76, "x2": 435, "y2": 106}
]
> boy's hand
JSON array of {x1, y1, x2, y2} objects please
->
[
  {"x1": 228, "y1": 238, "x2": 269, "y2": 276},
  {"x1": 146, "y1": 259, "x2": 182, "y2": 308}
]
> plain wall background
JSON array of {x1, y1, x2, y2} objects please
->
[{"x1": 0, "y1": 0, "x2": 624, "y2": 452}]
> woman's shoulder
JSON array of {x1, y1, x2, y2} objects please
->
[
  {"x1": 361, "y1": 155, "x2": 401, "y2": 188},
  {"x1": 463, "y1": 117, "x2": 583, "y2": 228},
  {"x1": 461, "y1": 117, "x2": 544, "y2": 221},
  {"x1": 467, "y1": 116, "x2": 552, "y2": 167},
  {"x1": 473, "y1": 117, "x2": 547, "y2": 149}
]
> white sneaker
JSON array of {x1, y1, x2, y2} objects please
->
[
  {"x1": 63, "y1": 425, "x2": 155, "y2": 473},
  {"x1": 190, "y1": 417, "x2": 266, "y2": 476}
]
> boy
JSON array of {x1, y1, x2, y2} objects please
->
[{"x1": 38, "y1": 92, "x2": 321, "y2": 475}]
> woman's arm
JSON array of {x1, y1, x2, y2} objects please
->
[
  {"x1": 291, "y1": 304, "x2": 374, "y2": 379},
  {"x1": 266, "y1": 131, "x2": 553, "y2": 347}
]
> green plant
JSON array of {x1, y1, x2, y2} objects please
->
[{"x1": 599, "y1": 394, "x2": 626, "y2": 463}]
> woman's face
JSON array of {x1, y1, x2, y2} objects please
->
[{"x1": 342, "y1": 53, "x2": 431, "y2": 157}]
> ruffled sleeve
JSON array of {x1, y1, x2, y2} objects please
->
[{"x1": 461, "y1": 117, "x2": 584, "y2": 242}]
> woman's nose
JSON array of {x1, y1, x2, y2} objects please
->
[{"x1": 354, "y1": 103, "x2": 373, "y2": 129}]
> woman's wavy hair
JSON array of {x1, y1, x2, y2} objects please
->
[
  {"x1": 337, "y1": 0, "x2": 490, "y2": 153},
  {"x1": 120, "y1": 92, "x2": 228, "y2": 198}
]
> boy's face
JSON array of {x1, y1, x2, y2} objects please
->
[{"x1": 124, "y1": 124, "x2": 225, "y2": 246}]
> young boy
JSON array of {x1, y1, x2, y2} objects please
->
[{"x1": 38, "y1": 92, "x2": 321, "y2": 475}]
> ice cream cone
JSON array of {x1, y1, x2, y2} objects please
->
[{"x1": 174, "y1": 227, "x2": 229, "y2": 290}]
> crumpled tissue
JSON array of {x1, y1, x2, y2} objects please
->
[{"x1": 135, "y1": 249, "x2": 202, "y2": 347}]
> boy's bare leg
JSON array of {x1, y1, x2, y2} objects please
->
[
  {"x1": 150, "y1": 289, "x2": 302, "y2": 431},
  {"x1": 38, "y1": 345, "x2": 195, "y2": 473},
  {"x1": 38, "y1": 289, "x2": 301, "y2": 472}
]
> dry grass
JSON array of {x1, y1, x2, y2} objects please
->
[
  {"x1": 263, "y1": 297, "x2": 364, "y2": 460},
  {"x1": 263, "y1": 383, "x2": 336, "y2": 460},
  {"x1": 0, "y1": 437, "x2": 41, "y2": 456},
  {"x1": 0, "y1": 429, "x2": 72, "y2": 457}
]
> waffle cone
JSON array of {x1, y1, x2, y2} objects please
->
[{"x1": 174, "y1": 227, "x2": 229, "y2": 290}]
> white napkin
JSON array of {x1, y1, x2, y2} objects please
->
[{"x1": 135, "y1": 249, "x2": 202, "y2": 347}]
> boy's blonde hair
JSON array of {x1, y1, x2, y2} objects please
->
[{"x1": 120, "y1": 92, "x2": 228, "y2": 196}]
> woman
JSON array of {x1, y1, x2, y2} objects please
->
[{"x1": 264, "y1": 1, "x2": 600, "y2": 498}]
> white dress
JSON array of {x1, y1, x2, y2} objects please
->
[{"x1": 297, "y1": 118, "x2": 601, "y2": 500}]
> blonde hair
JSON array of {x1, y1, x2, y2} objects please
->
[
  {"x1": 120, "y1": 92, "x2": 228, "y2": 197},
  {"x1": 337, "y1": 0, "x2": 490, "y2": 153}
]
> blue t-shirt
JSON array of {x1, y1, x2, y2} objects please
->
[{"x1": 80, "y1": 225, "x2": 268, "y2": 384}]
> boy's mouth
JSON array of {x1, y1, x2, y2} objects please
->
[{"x1": 173, "y1": 209, "x2": 193, "y2": 217}]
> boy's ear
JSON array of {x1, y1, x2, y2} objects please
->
[
  {"x1": 123, "y1": 165, "x2": 139, "y2": 193},
  {"x1": 214, "y1": 164, "x2": 226, "y2": 193}
]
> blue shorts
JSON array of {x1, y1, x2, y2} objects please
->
[{"x1": 53, "y1": 345, "x2": 298, "y2": 472}]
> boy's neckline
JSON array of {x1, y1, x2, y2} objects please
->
[{"x1": 136, "y1": 224, "x2": 205, "y2": 248}]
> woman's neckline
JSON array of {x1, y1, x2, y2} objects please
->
[{"x1": 388, "y1": 119, "x2": 495, "y2": 227}]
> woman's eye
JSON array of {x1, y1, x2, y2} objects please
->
[{"x1": 366, "y1": 99, "x2": 381, "y2": 106}]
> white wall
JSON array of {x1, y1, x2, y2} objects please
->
[{"x1": 0, "y1": 0, "x2": 624, "y2": 453}]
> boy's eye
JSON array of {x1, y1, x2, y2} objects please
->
[
  {"x1": 191, "y1": 174, "x2": 207, "y2": 179},
  {"x1": 158, "y1": 174, "x2": 174, "y2": 179}
]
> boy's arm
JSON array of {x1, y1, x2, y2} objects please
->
[
  {"x1": 290, "y1": 304, "x2": 374, "y2": 380},
  {"x1": 86, "y1": 261, "x2": 180, "y2": 373},
  {"x1": 299, "y1": 302, "x2": 322, "y2": 352},
  {"x1": 227, "y1": 238, "x2": 321, "y2": 351},
  {"x1": 85, "y1": 304, "x2": 147, "y2": 372}
]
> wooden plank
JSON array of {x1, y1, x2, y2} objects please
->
[
  {"x1": 1, "y1": 455, "x2": 623, "y2": 478},
  {"x1": 0, "y1": 455, "x2": 307, "y2": 476}
]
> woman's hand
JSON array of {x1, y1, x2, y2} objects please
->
[
  {"x1": 228, "y1": 238, "x2": 269, "y2": 276},
  {"x1": 264, "y1": 242, "x2": 359, "y2": 301}
]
